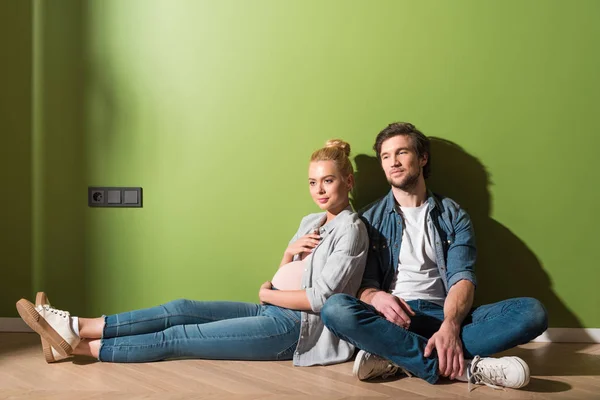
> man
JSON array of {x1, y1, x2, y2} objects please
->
[{"x1": 321, "y1": 122, "x2": 548, "y2": 390}]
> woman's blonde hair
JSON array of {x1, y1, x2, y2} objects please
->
[{"x1": 310, "y1": 139, "x2": 353, "y2": 177}]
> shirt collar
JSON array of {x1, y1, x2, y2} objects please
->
[
  {"x1": 310, "y1": 205, "x2": 353, "y2": 235},
  {"x1": 385, "y1": 188, "x2": 438, "y2": 214}
]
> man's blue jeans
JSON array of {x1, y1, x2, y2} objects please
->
[
  {"x1": 321, "y1": 294, "x2": 548, "y2": 384},
  {"x1": 99, "y1": 299, "x2": 301, "y2": 363}
]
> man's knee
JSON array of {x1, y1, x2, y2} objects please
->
[
  {"x1": 519, "y1": 297, "x2": 548, "y2": 335},
  {"x1": 321, "y1": 293, "x2": 360, "y2": 331}
]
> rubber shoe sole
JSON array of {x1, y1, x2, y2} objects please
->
[
  {"x1": 35, "y1": 292, "x2": 57, "y2": 363},
  {"x1": 16, "y1": 298, "x2": 73, "y2": 358},
  {"x1": 352, "y1": 350, "x2": 367, "y2": 380},
  {"x1": 512, "y1": 356, "x2": 531, "y2": 388}
]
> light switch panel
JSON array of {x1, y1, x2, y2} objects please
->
[
  {"x1": 89, "y1": 187, "x2": 142, "y2": 208},
  {"x1": 124, "y1": 190, "x2": 138, "y2": 204},
  {"x1": 107, "y1": 190, "x2": 121, "y2": 204}
]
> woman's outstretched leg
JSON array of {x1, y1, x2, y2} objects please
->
[
  {"x1": 73, "y1": 339, "x2": 101, "y2": 358},
  {"x1": 95, "y1": 306, "x2": 301, "y2": 363},
  {"x1": 93, "y1": 299, "x2": 262, "y2": 339},
  {"x1": 18, "y1": 293, "x2": 265, "y2": 362}
]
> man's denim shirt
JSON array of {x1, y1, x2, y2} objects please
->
[{"x1": 359, "y1": 190, "x2": 477, "y2": 295}]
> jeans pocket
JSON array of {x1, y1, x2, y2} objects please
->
[
  {"x1": 276, "y1": 340, "x2": 298, "y2": 360},
  {"x1": 279, "y1": 307, "x2": 301, "y2": 323},
  {"x1": 419, "y1": 300, "x2": 443, "y2": 312}
]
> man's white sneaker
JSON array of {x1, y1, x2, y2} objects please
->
[
  {"x1": 16, "y1": 298, "x2": 80, "y2": 358},
  {"x1": 35, "y1": 292, "x2": 72, "y2": 363},
  {"x1": 468, "y1": 355, "x2": 530, "y2": 391},
  {"x1": 353, "y1": 350, "x2": 412, "y2": 381}
]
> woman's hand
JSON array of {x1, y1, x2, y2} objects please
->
[
  {"x1": 259, "y1": 281, "x2": 273, "y2": 304},
  {"x1": 285, "y1": 233, "x2": 321, "y2": 259}
]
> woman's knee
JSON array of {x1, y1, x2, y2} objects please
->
[{"x1": 163, "y1": 298, "x2": 194, "y2": 313}]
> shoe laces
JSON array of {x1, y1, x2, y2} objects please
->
[
  {"x1": 379, "y1": 363, "x2": 398, "y2": 380},
  {"x1": 38, "y1": 304, "x2": 70, "y2": 320},
  {"x1": 468, "y1": 355, "x2": 506, "y2": 392},
  {"x1": 366, "y1": 353, "x2": 412, "y2": 380}
]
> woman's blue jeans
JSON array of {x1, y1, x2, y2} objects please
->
[
  {"x1": 99, "y1": 299, "x2": 301, "y2": 363},
  {"x1": 321, "y1": 294, "x2": 548, "y2": 384}
]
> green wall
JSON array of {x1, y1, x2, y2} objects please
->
[
  {"x1": 2, "y1": 0, "x2": 599, "y2": 329},
  {"x1": 0, "y1": 0, "x2": 33, "y2": 316}
]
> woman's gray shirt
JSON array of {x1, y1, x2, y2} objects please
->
[{"x1": 288, "y1": 208, "x2": 368, "y2": 366}]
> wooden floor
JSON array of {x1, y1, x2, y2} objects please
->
[{"x1": 1, "y1": 333, "x2": 599, "y2": 399}]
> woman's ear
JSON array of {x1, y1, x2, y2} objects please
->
[{"x1": 347, "y1": 174, "x2": 355, "y2": 192}]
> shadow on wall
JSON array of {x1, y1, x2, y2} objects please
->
[
  {"x1": 0, "y1": 0, "x2": 33, "y2": 316},
  {"x1": 352, "y1": 138, "x2": 585, "y2": 331},
  {"x1": 351, "y1": 154, "x2": 390, "y2": 211},
  {"x1": 35, "y1": 0, "x2": 88, "y2": 315}
]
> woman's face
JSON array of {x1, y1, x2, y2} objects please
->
[{"x1": 308, "y1": 160, "x2": 352, "y2": 213}]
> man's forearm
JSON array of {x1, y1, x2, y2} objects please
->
[
  {"x1": 442, "y1": 280, "x2": 475, "y2": 330},
  {"x1": 358, "y1": 287, "x2": 381, "y2": 304}
]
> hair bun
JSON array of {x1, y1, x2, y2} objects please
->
[{"x1": 324, "y1": 139, "x2": 351, "y2": 157}]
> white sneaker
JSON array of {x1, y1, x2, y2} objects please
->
[
  {"x1": 35, "y1": 292, "x2": 72, "y2": 363},
  {"x1": 468, "y1": 355, "x2": 530, "y2": 391},
  {"x1": 353, "y1": 350, "x2": 412, "y2": 381},
  {"x1": 16, "y1": 298, "x2": 80, "y2": 358}
]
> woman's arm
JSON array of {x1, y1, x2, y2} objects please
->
[
  {"x1": 259, "y1": 282, "x2": 312, "y2": 310},
  {"x1": 279, "y1": 232, "x2": 321, "y2": 267}
]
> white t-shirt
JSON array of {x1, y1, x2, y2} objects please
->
[{"x1": 390, "y1": 203, "x2": 446, "y2": 306}]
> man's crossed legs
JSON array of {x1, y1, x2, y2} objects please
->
[{"x1": 322, "y1": 294, "x2": 548, "y2": 389}]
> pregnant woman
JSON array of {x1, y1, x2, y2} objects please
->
[{"x1": 17, "y1": 139, "x2": 368, "y2": 366}]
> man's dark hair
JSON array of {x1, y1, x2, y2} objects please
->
[{"x1": 374, "y1": 122, "x2": 431, "y2": 179}]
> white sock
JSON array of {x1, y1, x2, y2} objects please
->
[
  {"x1": 455, "y1": 359, "x2": 472, "y2": 382},
  {"x1": 71, "y1": 316, "x2": 80, "y2": 337}
]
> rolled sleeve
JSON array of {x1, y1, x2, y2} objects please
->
[
  {"x1": 305, "y1": 224, "x2": 368, "y2": 313},
  {"x1": 447, "y1": 270, "x2": 477, "y2": 289},
  {"x1": 446, "y1": 208, "x2": 477, "y2": 291}
]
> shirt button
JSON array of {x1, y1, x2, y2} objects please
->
[
  {"x1": 304, "y1": 268, "x2": 307, "y2": 272},
  {"x1": 295, "y1": 351, "x2": 299, "y2": 355},
  {"x1": 301, "y1": 335, "x2": 305, "y2": 339}
]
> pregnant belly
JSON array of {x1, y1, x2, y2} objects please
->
[{"x1": 271, "y1": 260, "x2": 305, "y2": 290}]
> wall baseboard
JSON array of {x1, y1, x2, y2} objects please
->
[
  {"x1": 1, "y1": 318, "x2": 598, "y2": 343},
  {"x1": 532, "y1": 328, "x2": 600, "y2": 343},
  {"x1": 0, "y1": 318, "x2": 32, "y2": 332}
]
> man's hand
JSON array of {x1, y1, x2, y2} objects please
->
[
  {"x1": 371, "y1": 291, "x2": 415, "y2": 329},
  {"x1": 259, "y1": 281, "x2": 272, "y2": 305},
  {"x1": 424, "y1": 322, "x2": 465, "y2": 380}
]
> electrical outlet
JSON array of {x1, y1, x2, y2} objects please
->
[
  {"x1": 90, "y1": 190, "x2": 105, "y2": 204},
  {"x1": 89, "y1": 187, "x2": 143, "y2": 208}
]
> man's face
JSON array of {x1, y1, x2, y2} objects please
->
[{"x1": 379, "y1": 135, "x2": 427, "y2": 191}]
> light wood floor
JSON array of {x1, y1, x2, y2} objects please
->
[{"x1": 1, "y1": 333, "x2": 599, "y2": 400}]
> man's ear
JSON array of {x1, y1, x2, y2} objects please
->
[{"x1": 420, "y1": 153, "x2": 429, "y2": 168}]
